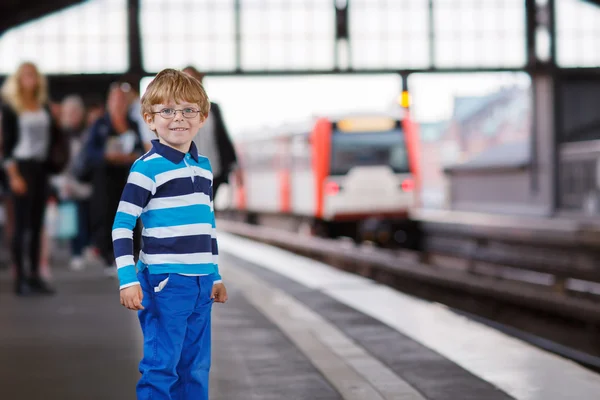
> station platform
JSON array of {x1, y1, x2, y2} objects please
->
[{"x1": 1, "y1": 232, "x2": 600, "y2": 400}]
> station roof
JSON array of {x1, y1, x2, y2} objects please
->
[
  {"x1": 0, "y1": 0, "x2": 84, "y2": 35},
  {"x1": 1, "y1": 0, "x2": 600, "y2": 37}
]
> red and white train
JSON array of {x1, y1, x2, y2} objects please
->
[{"x1": 225, "y1": 111, "x2": 422, "y2": 247}]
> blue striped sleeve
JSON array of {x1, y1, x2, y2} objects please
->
[{"x1": 112, "y1": 159, "x2": 156, "y2": 289}]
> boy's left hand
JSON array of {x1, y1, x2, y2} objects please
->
[{"x1": 211, "y1": 283, "x2": 228, "y2": 303}]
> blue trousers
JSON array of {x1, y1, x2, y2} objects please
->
[{"x1": 137, "y1": 269, "x2": 214, "y2": 400}]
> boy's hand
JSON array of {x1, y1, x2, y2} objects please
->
[
  {"x1": 120, "y1": 285, "x2": 144, "y2": 310},
  {"x1": 211, "y1": 283, "x2": 228, "y2": 303}
]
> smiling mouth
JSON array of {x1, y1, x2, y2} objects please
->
[{"x1": 170, "y1": 128, "x2": 188, "y2": 131}]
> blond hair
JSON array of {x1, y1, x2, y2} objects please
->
[
  {"x1": 1, "y1": 62, "x2": 48, "y2": 114},
  {"x1": 141, "y1": 68, "x2": 210, "y2": 120}
]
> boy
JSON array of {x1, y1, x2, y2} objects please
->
[{"x1": 112, "y1": 68, "x2": 228, "y2": 400}]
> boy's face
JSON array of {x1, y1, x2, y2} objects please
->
[{"x1": 144, "y1": 99, "x2": 204, "y2": 153}]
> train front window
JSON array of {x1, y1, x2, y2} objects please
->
[{"x1": 330, "y1": 129, "x2": 409, "y2": 175}]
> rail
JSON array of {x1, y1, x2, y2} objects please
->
[
  {"x1": 217, "y1": 219, "x2": 600, "y2": 325},
  {"x1": 412, "y1": 209, "x2": 600, "y2": 293}
]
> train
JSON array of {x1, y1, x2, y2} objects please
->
[{"x1": 223, "y1": 110, "x2": 422, "y2": 248}]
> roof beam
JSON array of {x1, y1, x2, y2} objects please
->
[{"x1": 0, "y1": 1, "x2": 84, "y2": 35}]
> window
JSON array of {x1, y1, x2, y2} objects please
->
[
  {"x1": 0, "y1": 0, "x2": 128, "y2": 74},
  {"x1": 291, "y1": 134, "x2": 312, "y2": 169},
  {"x1": 240, "y1": 0, "x2": 334, "y2": 70},
  {"x1": 433, "y1": 0, "x2": 526, "y2": 68},
  {"x1": 330, "y1": 130, "x2": 409, "y2": 175},
  {"x1": 556, "y1": 0, "x2": 600, "y2": 67},
  {"x1": 350, "y1": 0, "x2": 429, "y2": 69},
  {"x1": 141, "y1": 0, "x2": 236, "y2": 72}
]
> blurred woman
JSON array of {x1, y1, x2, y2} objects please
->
[{"x1": 0, "y1": 62, "x2": 60, "y2": 295}]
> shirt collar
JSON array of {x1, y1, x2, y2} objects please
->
[{"x1": 151, "y1": 140, "x2": 199, "y2": 164}]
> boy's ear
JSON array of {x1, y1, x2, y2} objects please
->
[{"x1": 144, "y1": 113, "x2": 155, "y2": 130}]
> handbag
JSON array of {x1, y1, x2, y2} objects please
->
[{"x1": 46, "y1": 200, "x2": 78, "y2": 239}]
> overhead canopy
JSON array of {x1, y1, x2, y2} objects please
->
[
  {"x1": 2, "y1": 0, "x2": 600, "y2": 36},
  {"x1": 0, "y1": 0, "x2": 85, "y2": 35}
]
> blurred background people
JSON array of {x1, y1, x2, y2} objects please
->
[
  {"x1": 183, "y1": 66, "x2": 240, "y2": 199},
  {"x1": 81, "y1": 84, "x2": 144, "y2": 276},
  {"x1": 0, "y1": 62, "x2": 61, "y2": 295},
  {"x1": 115, "y1": 75, "x2": 156, "y2": 152},
  {"x1": 85, "y1": 96, "x2": 106, "y2": 128},
  {"x1": 0, "y1": 99, "x2": 13, "y2": 271},
  {"x1": 52, "y1": 94, "x2": 93, "y2": 271}
]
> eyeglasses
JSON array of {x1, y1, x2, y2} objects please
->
[{"x1": 152, "y1": 108, "x2": 200, "y2": 119}]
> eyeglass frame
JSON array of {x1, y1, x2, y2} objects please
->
[{"x1": 151, "y1": 108, "x2": 202, "y2": 119}]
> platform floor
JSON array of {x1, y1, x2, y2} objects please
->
[{"x1": 1, "y1": 233, "x2": 600, "y2": 400}]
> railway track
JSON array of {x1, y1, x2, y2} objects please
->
[{"x1": 217, "y1": 218, "x2": 600, "y2": 372}]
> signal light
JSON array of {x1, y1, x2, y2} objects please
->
[{"x1": 398, "y1": 90, "x2": 411, "y2": 108}]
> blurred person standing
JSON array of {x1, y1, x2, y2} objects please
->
[
  {"x1": 84, "y1": 96, "x2": 106, "y2": 128},
  {"x1": 83, "y1": 84, "x2": 144, "y2": 276},
  {"x1": 54, "y1": 94, "x2": 93, "y2": 270},
  {"x1": 0, "y1": 103, "x2": 14, "y2": 271},
  {"x1": 182, "y1": 66, "x2": 240, "y2": 199},
  {"x1": 117, "y1": 75, "x2": 156, "y2": 152},
  {"x1": 0, "y1": 62, "x2": 64, "y2": 295}
]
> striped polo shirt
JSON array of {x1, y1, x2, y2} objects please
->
[{"x1": 112, "y1": 140, "x2": 221, "y2": 290}]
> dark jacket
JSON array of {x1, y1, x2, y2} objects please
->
[
  {"x1": 82, "y1": 112, "x2": 143, "y2": 170},
  {"x1": 0, "y1": 102, "x2": 68, "y2": 174},
  {"x1": 211, "y1": 102, "x2": 237, "y2": 181},
  {"x1": 83, "y1": 113, "x2": 144, "y2": 256}
]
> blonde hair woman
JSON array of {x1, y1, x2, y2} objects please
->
[{"x1": 1, "y1": 62, "x2": 63, "y2": 296}]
